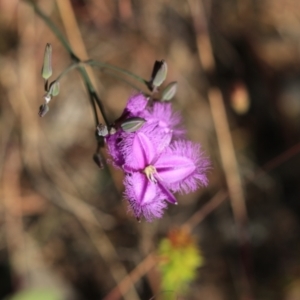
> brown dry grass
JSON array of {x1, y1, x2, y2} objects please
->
[{"x1": 1, "y1": 0, "x2": 300, "y2": 299}]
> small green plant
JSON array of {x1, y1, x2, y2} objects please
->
[{"x1": 158, "y1": 228, "x2": 204, "y2": 299}]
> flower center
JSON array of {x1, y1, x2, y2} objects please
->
[{"x1": 143, "y1": 165, "x2": 157, "y2": 183}]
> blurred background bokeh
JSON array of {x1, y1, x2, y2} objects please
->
[{"x1": 1, "y1": 0, "x2": 300, "y2": 299}]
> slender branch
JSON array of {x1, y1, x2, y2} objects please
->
[
  {"x1": 25, "y1": 0, "x2": 109, "y2": 125},
  {"x1": 55, "y1": 62, "x2": 82, "y2": 82},
  {"x1": 77, "y1": 65, "x2": 110, "y2": 125},
  {"x1": 83, "y1": 75, "x2": 99, "y2": 126},
  {"x1": 84, "y1": 60, "x2": 148, "y2": 86},
  {"x1": 102, "y1": 70, "x2": 145, "y2": 93},
  {"x1": 54, "y1": 62, "x2": 146, "y2": 97},
  {"x1": 26, "y1": 0, "x2": 150, "y2": 127},
  {"x1": 25, "y1": 0, "x2": 78, "y2": 61}
]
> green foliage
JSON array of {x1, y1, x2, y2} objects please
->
[
  {"x1": 7, "y1": 288, "x2": 61, "y2": 300},
  {"x1": 157, "y1": 229, "x2": 204, "y2": 299}
]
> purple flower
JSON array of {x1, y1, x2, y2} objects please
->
[
  {"x1": 105, "y1": 92, "x2": 210, "y2": 221},
  {"x1": 105, "y1": 132, "x2": 124, "y2": 167},
  {"x1": 105, "y1": 93, "x2": 149, "y2": 168},
  {"x1": 125, "y1": 93, "x2": 184, "y2": 139},
  {"x1": 141, "y1": 101, "x2": 185, "y2": 137},
  {"x1": 106, "y1": 93, "x2": 184, "y2": 168},
  {"x1": 123, "y1": 132, "x2": 209, "y2": 221},
  {"x1": 125, "y1": 93, "x2": 148, "y2": 116}
]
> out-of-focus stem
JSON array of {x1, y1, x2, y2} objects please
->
[
  {"x1": 187, "y1": 0, "x2": 249, "y2": 235},
  {"x1": 187, "y1": 0, "x2": 253, "y2": 299},
  {"x1": 208, "y1": 88, "x2": 248, "y2": 230}
]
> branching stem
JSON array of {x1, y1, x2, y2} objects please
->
[{"x1": 25, "y1": 0, "x2": 148, "y2": 128}]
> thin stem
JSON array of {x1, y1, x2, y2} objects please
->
[
  {"x1": 102, "y1": 70, "x2": 146, "y2": 93},
  {"x1": 25, "y1": 0, "x2": 78, "y2": 61},
  {"x1": 52, "y1": 62, "x2": 110, "y2": 126},
  {"x1": 26, "y1": 0, "x2": 151, "y2": 127},
  {"x1": 53, "y1": 61, "x2": 146, "y2": 96},
  {"x1": 25, "y1": 0, "x2": 109, "y2": 125},
  {"x1": 53, "y1": 62, "x2": 108, "y2": 125},
  {"x1": 83, "y1": 78, "x2": 99, "y2": 126},
  {"x1": 78, "y1": 66, "x2": 110, "y2": 125},
  {"x1": 84, "y1": 60, "x2": 148, "y2": 86},
  {"x1": 55, "y1": 62, "x2": 82, "y2": 82}
]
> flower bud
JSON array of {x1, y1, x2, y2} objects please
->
[
  {"x1": 121, "y1": 117, "x2": 145, "y2": 133},
  {"x1": 149, "y1": 60, "x2": 167, "y2": 89},
  {"x1": 96, "y1": 124, "x2": 109, "y2": 137},
  {"x1": 93, "y1": 153, "x2": 104, "y2": 169},
  {"x1": 48, "y1": 80, "x2": 60, "y2": 97},
  {"x1": 41, "y1": 43, "x2": 52, "y2": 80},
  {"x1": 38, "y1": 103, "x2": 49, "y2": 117},
  {"x1": 161, "y1": 81, "x2": 177, "y2": 101},
  {"x1": 109, "y1": 127, "x2": 117, "y2": 135}
]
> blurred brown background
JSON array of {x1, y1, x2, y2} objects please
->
[{"x1": 1, "y1": 0, "x2": 300, "y2": 299}]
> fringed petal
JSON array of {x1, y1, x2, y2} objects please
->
[
  {"x1": 124, "y1": 172, "x2": 167, "y2": 221},
  {"x1": 156, "y1": 140, "x2": 210, "y2": 193}
]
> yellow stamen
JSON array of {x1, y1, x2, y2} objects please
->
[{"x1": 143, "y1": 165, "x2": 157, "y2": 183}]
